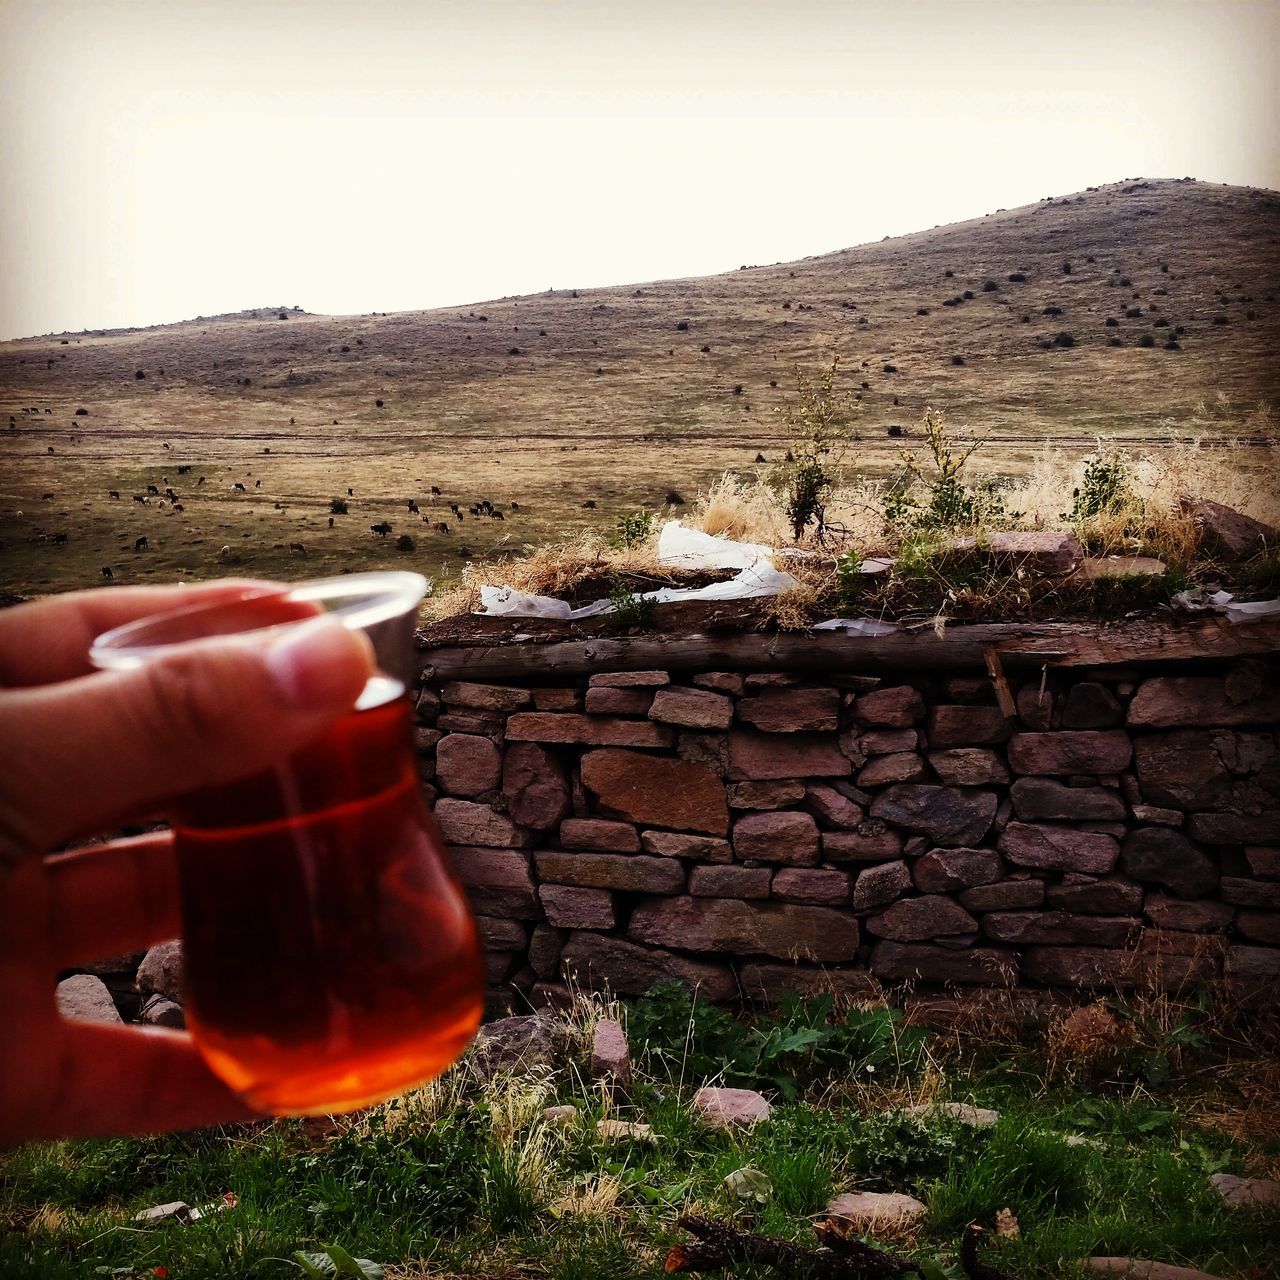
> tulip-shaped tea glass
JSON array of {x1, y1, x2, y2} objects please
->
[{"x1": 90, "y1": 572, "x2": 484, "y2": 1114}]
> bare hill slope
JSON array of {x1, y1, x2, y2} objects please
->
[{"x1": 3, "y1": 177, "x2": 1278, "y2": 594}]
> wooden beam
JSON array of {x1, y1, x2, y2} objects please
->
[{"x1": 417, "y1": 617, "x2": 1280, "y2": 681}]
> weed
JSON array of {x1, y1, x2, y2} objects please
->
[
  {"x1": 1061, "y1": 450, "x2": 1132, "y2": 522},
  {"x1": 329, "y1": 497, "x2": 349, "y2": 515},
  {"x1": 606, "y1": 574, "x2": 657, "y2": 628},
  {"x1": 610, "y1": 510, "x2": 654, "y2": 550}
]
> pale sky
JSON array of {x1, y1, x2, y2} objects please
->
[{"x1": 1, "y1": 0, "x2": 1277, "y2": 340}]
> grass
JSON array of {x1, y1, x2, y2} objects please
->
[{"x1": 3, "y1": 990, "x2": 1278, "y2": 1279}]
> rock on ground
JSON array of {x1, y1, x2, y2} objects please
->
[
  {"x1": 1208, "y1": 1171, "x2": 1280, "y2": 1207},
  {"x1": 56, "y1": 974, "x2": 123, "y2": 1023},
  {"x1": 692, "y1": 1087, "x2": 771, "y2": 1129},
  {"x1": 824, "y1": 1190, "x2": 927, "y2": 1231},
  {"x1": 902, "y1": 1101, "x2": 999, "y2": 1127},
  {"x1": 470, "y1": 1014, "x2": 556, "y2": 1075},
  {"x1": 590, "y1": 1018, "x2": 632, "y2": 1089},
  {"x1": 1086, "y1": 1259, "x2": 1227, "y2": 1280}
]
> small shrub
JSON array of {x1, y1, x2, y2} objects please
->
[
  {"x1": 135, "y1": 369, "x2": 145, "y2": 379},
  {"x1": 676, "y1": 320, "x2": 689, "y2": 331},
  {"x1": 1126, "y1": 307, "x2": 1143, "y2": 318},
  {"x1": 375, "y1": 398, "x2": 384, "y2": 407},
  {"x1": 775, "y1": 357, "x2": 856, "y2": 541},
  {"x1": 944, "y1": 268, "x2": 954, "y2": 277},
  {"x1": 917, "y1": 307, "x2": 929, "y2": 315},
  {"x1": 1138, "y1": 333, "x2": 1156, "y2": 348},
  {"x1": 329, "y1": 497, "x2": 349, "y2": 515},
  {"x1": 1109, "y1": 336, "x2": 1124, "y2": 346},
  {"x1": 1043, "y1": 305, "x2": 1063, "y2": 316},
  {"x1": 1062, "y1": 260, "x2": 1072, "y2": 274},
  {"x1": 1052, "y1": 331, "x2": 1075, "y2": 348},
  {"x1": 733, "y1": 383, "x2": 743, "y2": 395},
  {"x1": 883, "y1": 363, "x2": 897, "y2": 373},
  {"x1": 952, "y1": 355, "x2": 966, "y2": 365},
  {"x1": 1105, "y1": 317, "x2": 1119, "y2": 327},
  {"x1": 1212, "y1": 315, "x2": 1229, "y2": 325},
  {"x1": 607, "y1": 574, "x2": 657, "y2": 628},
  {"x1": 1008, "y1": 272, "x2": 1026, "y2": 282},
  {"x1": 74, "y1": 407, "x2": 88, "y2": 415},
  {"x1": 1062, "y1": 451, "x2": 1131, "y2": 522},
  {"x1": 962, "y1": 289, "x2": 974, "y2": 300},
  {"x1": 611, "y1": 510, "x2": 654, "y2": 549},
  {"x1": 508, "y1": 346, "x2": 521, "y2": 355},
  {"x1": 982, "y1": 280, "x2": 998, "y2": 292}
]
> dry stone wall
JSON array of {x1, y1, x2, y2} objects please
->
[{"x1": 415, "y1": 655, "x2": 1280, "y2": 1008}]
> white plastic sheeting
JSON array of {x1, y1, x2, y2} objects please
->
[{"x1": 1171, "y1": 587, "x2": 1280, "y2": 623}]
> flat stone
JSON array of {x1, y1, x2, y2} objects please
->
[
  {"x1": 1128, "y1": 676, "x2": 1280, "y2": 729},
  {"x1": 581, "y1": 748, "x2": 729, "y2": 834},
  {"x1": 928, "y1": 705, "x2": 1011, "y2": 748},
  {"x1": 589, "y1": 670, "x2": 671, "y2": 687},
  {"x1": 1179, "y1": 495, "x2": 1280, "y2": 558},
  {"x1": 732, "y1": 810, "x2": 821, "y2": 864},
  {"x1": 641, "y1": 830, "x2": 733, "y2": 862},
  {"x1": 595, "y1": 1119, "x2": 657, "y2": 1143},
  {"x1": 728, "y1": 779, "x2": 808, "y2": 809},
  {"x1": 803, "y1": 783, "x2": 865, "y2": 829},
  {"x1": 1143, "y1": 894, "x2": 1233, "y2": 931},
  {"x1": 823, "y1": 827, "x2": 905, "y2": 862},
  {"x1": 744, "y1": 672, "x2": 800, "y2": 689},
  {"x1": 448, "y1": 846, "x2": 534, "y2": 889},
  {"x1": 726, "y1": 731, "x2": 851, "y2": 780},
  {"x1": 857, "y1": 752, "x2": 927, "y2": 787},
  {"x1": 649, "y1": 687, "x2": 734, "y2": 729},
  {"x1": 533, "y1": 687, "x2": 581, "y2": 711},
  {"x1": 436, "y1": 798, "x2": 534, "y2": 848},
  {"x1": 999, "y1": 822, "x2": 1120, "y2": 873},
  {"x1": 584, "y1": 686, "x2": 654, "y2": 716},
  {"x1": 868, "y1": 895, "x2": 978, "y2": 941},
  {"x1": 1187, "y1": 812, "x2": 1280, "y2": 844},
  {"x1": 979, "y1": 529, "x2": 1084, "y2": 574},
  {"x1": 870, "y1": 784, "x2": 998, "y2": 847},
  {"x1": 1062, "y1": 682, "x2": 1124, "y2": 729},
  {"x1": 539, "y1": 884, "x2": 617, "y2": 929},
  {"x1": 1209, "y1": 1171, "x2": 1280, "y2": 1207},
  {"x1": 1080, "y1": 555, "x2": 1168, "y2": 579},
  {"x1": 1247, "y1": 846, "x2": 1280, "y2": 879},
  {"x1": 629, "y1": 896, "x2": 861, "y2": 962},
  {"x1": 982, "y1": 912, "x2": 1139, "y2": 946},
  {"x1": 535, "y1": 851, "x2": 685, "y2": 894},
  {"x1": 560, "y1": 818, "x2": 641, "y2": 852},
  {"x1": 442, "y1": 681, "x2": 531, "y2": 712},
  {"x1": 560, "y1": 930, "x2": 736, "y2": 1002},
  {"x1": 1024, "y1": 947, "x2": 1214, "y2": 988},
  {"x1": 870, "y1": 941, "x2": 1018, "y2": 984},
  {"x1": 435, "y1": 734, "x2": 502, "y2": 797},
  {"x1": 437, "y1": 709, "x2": 507, "y2": 738},
  {"x1": 739, "y1": 962, "x2": 880, "y2": 1004},
  {"x1": 1232, "y1": 911, "x2": 1280, "y2": 943},
  {"x1": 1017, "y1": 682, "x2": 1054, "y2": 730},
  {"x1": 853, "y1": 860, "x2": 913, "y2": 910},
  {"x1": 772, "y1": 867, "x2": 850, "y2": 905},
  {"x1": 502, "y1": 742, "x2": 571, "y2": 830},
  {"x1": 136, "y1": 939, "x2": 184, "y2": 999},
  {"x1": 913, "y1": 848, "x2": 1003, "y2": 893},
  {"x1": 1131, "y1": 803, "x2": 1183, "y2": 826},
  {"x1": 959, "y1": 879, "x2": 1046, "y2": 911},
  {"x1": 690, "y1": 864, "x2": 773, "y2": 898},
  {"x1": 1008, "y1": 731, "x2": 1133, "y2": 775},
  {"x1": 528, "y1": 925, "x2": 566, "y2": 978},
  {"x1": 1220, "y1": 876, "x2": 1280, "y2": 908},
  {"x1": 1121, "y1": 828, "x2": 1218, "y2": 899},
  {"x1": 929, "y1": 749, "x2": 1009, "y2": 786},
  {"x1": 506, "y1": 712, "x2": 674, "y2": 748},
  {"x1": 476, "y1": 915, "x2": 529, "y2": 950},
  {"x1": 854, "y1": 685, "x2": 926, "y2": 727},
  {"x1": 1009, "y1": 778, "x2": 1127, "y2": 821},
  {"x1": 737, "y1": 687, "x2": 840, "y2": 733},
  {"x1": 860, "y1": 728, "x2": 919, "y2": 755},
  {"x1": 590, "y1": 1018, "x2": 632, "y2": 1089},
  {"x1": 56, "y1": 974, "x2": 123, "y2": 1023},
  {"x1": 693, "y1": 672, "x2": 744, "y2": 694},
  {"x1": 693, "y1": 1087, "x2": 771, "y2": 1129},
  {"x1": 902, "y1": 1101, "x2": 999, "y2": 1127},
  {"x1": 1086, "y1": 1258, "x2": 1227, "y2": 1280},
  {"x1": 1046, "y1": 876, "x2": 1144, "y2": 914},
  {"x1": 824, "y1": 1190, "x2": 927, "y2": 1231},
  {"x1": 1134, "y1": 731, "x2": 1234, "y2": 810}
]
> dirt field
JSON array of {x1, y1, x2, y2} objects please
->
[{"x1": 2, "y1": 177, "x2": 1278, "y2": 597}]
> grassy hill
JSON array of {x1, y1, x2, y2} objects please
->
[{"x1": 2, "y1": 177, "x2": 1278, "y2": 596}]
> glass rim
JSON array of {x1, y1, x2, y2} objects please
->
[{"x1": 89, "y1": 570, "x2": 429, "y2": 671}]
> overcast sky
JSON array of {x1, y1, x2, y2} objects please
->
[{"x1": 1, "y1": 0, "x2": 1277, "y2": 340}]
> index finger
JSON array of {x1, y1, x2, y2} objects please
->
[{"x1": 0, "y1": 579, "x2": 284, "y2": 687}]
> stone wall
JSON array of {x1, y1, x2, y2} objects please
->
[{"x1": 415, "y1": 653, "x2": 1280, "y2": 1008}]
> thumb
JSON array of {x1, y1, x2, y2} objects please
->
[{"x1": 1, "y1": 617, "x2": 376, "y2": 857}]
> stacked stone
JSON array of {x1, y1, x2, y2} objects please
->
[{"x1": 414, "y1": 660, "x2": 1280, "y2": 1007}]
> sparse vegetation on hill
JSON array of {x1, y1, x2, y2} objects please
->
[{"x1": 1, "y1": 178, "x2": 1278, "y2": 596}]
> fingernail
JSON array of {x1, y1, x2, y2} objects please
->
[{"x1": 263, "y1": 617, "x2": 371, "y2": 709}]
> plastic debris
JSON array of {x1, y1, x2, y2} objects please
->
[
  {"x1": 811, "y1": 616, "x2": 898, "y2": 636},
  {"x1": 1171, "y1": 586, "x2": 1280, "y2": 622}
]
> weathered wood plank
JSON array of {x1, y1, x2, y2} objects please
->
[{"x1": 417, "y1": 618, "x2": 1280, "y2": 681}]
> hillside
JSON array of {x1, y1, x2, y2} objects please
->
[{"x1": 2, "y1": 177, "x2": 1279, "y2": 596}]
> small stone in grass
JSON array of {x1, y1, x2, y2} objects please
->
[{"x1": 693, "y1": 1086, "x2": 771, "y2": 1129}]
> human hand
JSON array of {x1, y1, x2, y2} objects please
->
[{"x1": 0, "y1": 581, "x2": 374, "y2": 1146}]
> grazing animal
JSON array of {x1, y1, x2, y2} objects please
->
[
  {"x1": 511, "y1": 501, "x2": 520, "y2": 510},
  {"x1": 165, "y1": 488, "x2": 176, "y2": 499},
  {"x1": 108, "y1": 489, "x2": 120, "y2": 499},
  {"x1": 347, "y1": 487, "x2": 354, "y2": 496},
  {"x1": 177, "y1": 465, "x2": 191, "y2": 474},
  {"x1": 289, "y1": 542, "x2": 306, "y2": 555},
  {"x1": 233, "y1": 482, "x2": 246, "y2": 492},
  {"x1": 101, "y1": 565, "x2": 114, "y2": 579},
  {"x1": 172, "y1": 502, "x2": 184, "y2": 512},
  {"x1": 197, "y1": 475, "x2": 206, "y2": 485},
  {"x1": 52, "y1": 532, "x2": 68, "y2": 544},
  {"x1": 395, "y1": 534, "x2": 415, "y2": 551},
  {"x1": 407, "y1": 499, "x2": 419, "y2": 513},
  {"x1": 433, "y1": 521, "x2": 450, "y2": 534},
  {"x1": 219, "y1": 545, "x2": 232, "y2": 558},
  {"x1": 134, "y1": 535, "x2": 149, "y2": 551},
  {"x1": 48, "y1": 446, "x2": 55, "y2": 454},
  {"x1": 370, "y1": 521, "x2": 393, "y2": 537},
  {"x1": 582, "y1": 499, "x2": 596, "y2": 509},
  {"x1": 430, "y1": 485, "x2": 441, "y2": 495},
  {"x1": 328, "y1": 516, "x2": 335, "y2": 528},
  {"x1": 41, "y1": 492, "x2": 53, "y2": 500},
  {"x1": 493, "y1": 510, "x2": 504, "y2": 520},
  {"x1": 147, "y1": 484, "x2": 160, "y2": 495},
  {"x1": 255, "y1": 479, "x2": 262, "y2": 488}
]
